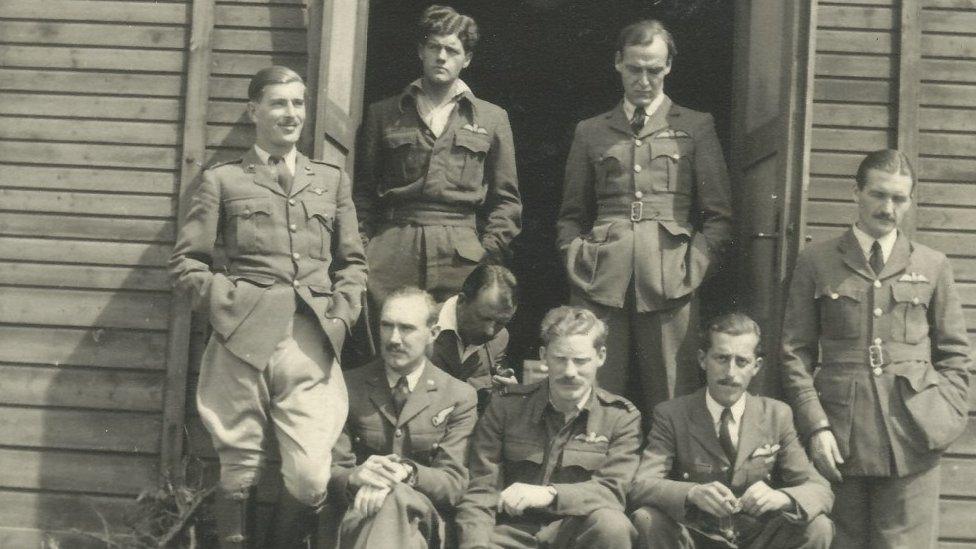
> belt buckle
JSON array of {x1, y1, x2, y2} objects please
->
[
  {"x1": 868, "y1": 343, "x2": 885, "y2": 371},
  {"x1": 630, "y1": 201, "x2": 643, "y2": 222}
]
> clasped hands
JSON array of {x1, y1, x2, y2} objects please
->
[
  {"x1": 496, "y1": 482, "x2": 555, "y2": 516},
  {"x1": 687, "y1": 480, "x2": 790, "y2": 518},
  {"x1": 348, "y1": 454, "x2": 412, "y2": 517}
]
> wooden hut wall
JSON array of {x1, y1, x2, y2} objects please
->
[{"x1": 804, "y1": 0, "x2": 976, "y2": 545}]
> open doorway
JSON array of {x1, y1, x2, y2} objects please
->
[{"x1": 362, "y1": 0, "x2": 735, "y2": 368}]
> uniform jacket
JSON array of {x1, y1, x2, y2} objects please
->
[
  {"x1": 455, "y1": 381, "x2": 642, "y2": 549},
  {"x1": 330, "y1": 359, "x2": 478, "y2": 509},
  {"x1": 781, "y1": 229, "x2": 971, "y2": 476},
  {"x1": 630, "y1": 389, "x2": 833, "y2": 539},
  {"x1": 557, "y1": 97, "x2": 732, "y2": 311},
  {"x1": 355, "y1": 86, "x2": 521, "y2": 260},
  {"x1": 169, "y1": 149, "x2": 367, "y2": 369},
  {"x1": 430, "y1": 326, "x2": 509, "y2": 393}
]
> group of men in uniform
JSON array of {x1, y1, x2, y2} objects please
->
[{"x1": 169, "y1": 4, "x2": 971, "y2": 548}]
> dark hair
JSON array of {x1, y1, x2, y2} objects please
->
[
  {"x1": 417, "y1": 4, "x2": 480, "y2": 53},
  {"x1": 616, "y1": 19, "x2": 676, "y2": 62},
  {"x1": 700, "y1": 312, "x2": 763, "y2": 356},
  {"x1": 855, "y1": 149, "x2": 916, "y2": 191},
  {"x1": 384, "y1": 286, "x2": 440, "y2": 327},
  {"x1": 247, "y1": 66, "x2": 304, "y2": 102},
  {"x1": 540, "y1": 306, "x2": 607, "y2": 350},
  {"x1": 459, "y1": 264, "x2": 518, "y2": 308}
]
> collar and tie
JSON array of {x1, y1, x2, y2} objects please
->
[
  {"x1": 870, "y1": 240, "x2": 885, "y2": 276},
  {"x1": 392, "y1": 375, "x2": 410, "y2": 416},
  {"x1": 630, "y1": 105, "x2": 646, "y2": 135},
  {"x1": 268, "y1": 155, "x2": 293, "y2": 194},
  {"x1": 718, "y1": 407, "x2": 737, "y2": 464}
]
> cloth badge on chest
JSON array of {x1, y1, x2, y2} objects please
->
[
  {"x1": 462, "y1": 123, "x2": 489, "y2": 135},
  {"x1": 898, "y1": 272, "x2": 929, "y2": 283},
  {"x1": 573, "y1": 432, "x2": 609, "y2": 444},
  {"x1": 431, "y1": 406, "x2": 455, "y2": 427}
]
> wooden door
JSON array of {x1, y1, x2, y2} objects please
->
[{"x1": 731, "y1": 0, "x2": 815, "y2": 396}]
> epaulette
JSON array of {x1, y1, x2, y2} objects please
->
[
  {"x1": 206, "y1": 157, "x2": 243, "y2": 170},
  {"x1": 499, "y1": 380, "x2": 543, "y2": 397},
  {"x1": 309, "y1": 158, "x2": 343, "y2": 169},
  {"x1": 595, "y1": 388, "x2": 637, "y2": 412}
]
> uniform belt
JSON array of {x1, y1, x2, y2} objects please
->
[
  {"x1": 596, "y1": 200, "x2": 686, "y2": 223},
  {"x1": 383, "y1": 204, "x2": 476, "y2": 227},
  {"x1": 819, "y1": 340, "x2": 931, "y2": 366}
]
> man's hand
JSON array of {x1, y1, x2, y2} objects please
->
[
  {"x1": 687, "y1": 482, "x2": 738, "y2": 518},
  {"x1": 353, "y1": 485, "x2": 390, "y2": 517},
  {"x1": 809, "y1": 430, "x2": 844, "y2": 483},
  {"x1": 739, "y1": 481, "x2": 791, "y2": 516},
  {"x1": 496, "y1": 483, "x2": 556, "y2": 516},
  {"x1": 349, "y1": 454, "x2": 410, "y2": 490}
]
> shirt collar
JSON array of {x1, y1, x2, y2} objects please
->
[
  {"x1": 252, "y1": 144, "x2": 297, "y2": 175},
  {"x1": 705, "y1": 389, "x2": 746, "y2": 428},
  {"x1": 852, "y1": 224, "x2": 898, "y2": 264},
  {"x1": 435, "y1": 295, "x2": 460, "y2": 336},
  {"x1": 622, "y1": 93, "x2": 665, "y2": 122},
  {"x1": 385, "y1": 361, "x2": 425, "y2": 392}
]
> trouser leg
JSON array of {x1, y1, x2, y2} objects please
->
[
  {"x1": 632, "y1": 296, "x2": 701, "y2": 422},
  {"x1": 631, "y1": 506, "x2": 693, "y2": 549},
  {"x1": 868, "y1": 465, "x2": 940, "y2": 549},
  {"x1": 830, "y1": 476, "x2": 870, "y2": 549},
  {"x1": 743, "y1": 513, "x2": 834, "y2": 549},
  {"x1": 548, "y1": 508, "x2": 636, "y2": 549},
  {"x1": 338, "y1": 484, "x2": 442, "y2": 549}
]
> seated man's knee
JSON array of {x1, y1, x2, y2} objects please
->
[
  {"x1": 803, "y1": 515, "x2": 834, "y2": 549},
  {"x1": 630, "y1": 505, "x2": 682, "y2": 546},
  {"x1": 581, "y1": 508, "x2": 636, "y2": 546}
]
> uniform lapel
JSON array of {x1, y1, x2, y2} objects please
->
[
  {"x1": 688, "y1": 390, "x2": 730, "y2": 465},
  {"x1": 606, "y1": 103, "x2": 633, "y2": 137},
  {"x1": 732, "y1": 395, "x2": 768, "y2": 475},
  {"x1": 879, "y1": 231, "x2": 911, "y2": 280},
  {"x1": 430, "y1": 333, "x2": 461, "y2": 377},
  {"x1": 242, "y1": 148, "x2": 287, "y2": 197},
  {"x1": 838, "y1": 229, "x2": 875, "y2": 280},
  {"x1": 289, "y1": 153, "x2": 313, "y2": 197},
  {"x1": 397, "y1": 361, "x2": 436, "y2": 427},
  {"x1": 365, "y1": 365, "x2": 398, "y2": 427},
  {"x1": 638, "y1": 95, "x2": 672, "y2": 139}
]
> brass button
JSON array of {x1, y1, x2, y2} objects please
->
[
  {"x1": 874, "y1": 338, "x2": 882, "y2": 345},
  {"x1": 635, "y1": 191, "x2": 644, "y2": 199},
  {"x1": 288, "y1": 199, "x2": 296, "y2": 206},
  {"x1": 873, "y1": 307, "x2": 883, "y2": 317},
  {"x1": 635, "y1": 139, "x2": 643, "y2": 147},
  {"x1": 672, "y1": 154, "x2": 681, "y2": 160},
  {"x1": 395, "y1": 429, "x2": 403, "y2": 438},
  {"x1": 682, "y1": 472, "x2": 689, "y2": 479},
  {"x1": 292, "y1": 280, "x2": 300, "y2": 288},
  {"x1": 873, "y1": 280, "x2": 882, "y2": 288},
  {"x1": 289, "y1": 224, "x2": 297, "y2": 232},
  {"x1": 830, "y1": 292, "x2": 839, "y2": 300},
  {"x1": 912, "y1": 297, "x2": 920, "y2": 305},
  {"x1": 873, "y1": 367, "x2": 883, "y2": 376},
  {"x1": 633, "y1": 165, "x2": 642, "y2": 173},
  {"x1": 292, "y1": 253, "x2": 300, "y2": 260}
]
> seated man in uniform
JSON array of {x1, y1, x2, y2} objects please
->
[
  {"x1": 329, "y1": 287, "x2": 478, "y2": 548},
  {"x1": 456, "y1": 306, "x2": 641, "y2": 549},
  {"x1": 630, "y1": 313, "x2": 833, "y2": 548},
  {"x1": 430, "y1": 264, "x2": 518, "y2": 413}
]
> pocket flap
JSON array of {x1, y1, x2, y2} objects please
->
[
  {"x1": 225, "y1": 197, "x2": 272, "y2": 217},
  {"x1": 892, "y1": 364, "x2": 940, "y2": 393},
  {"x1": 813, "y1": 369, "x2": 855, "y2": 406},
  {"x1": 891, "y1": 281, "x2": 932, "y2": 307},
  {"x1": 229, "y1": 274, "x2": 276, "y2": 287},
  {"x1": 503, "y1": 439, "x2": 544, "y2": 464},
  {"x1": 382, "y1": 131, "x2": 415, "y2": 149},
  {"x1": 651, "y1": 138, "x2": 681, "y2": 161},
  {"x1": 303, "y1": 199, "x2": 337, "y2": 223},
  {"x1": 585, "y1": 222, "x2": 616, "y2": 243},
  {"x1": 307, "y1": 284, "x2": 334, "y2": 296},
  {"x1": 455, "y1": 131, "x2": 491, "y2": 154},
  {"x1": 561, "y1": 445, "x2": 606, "y2": 470},
  {"x1": 659, "y1": 220, "x2": 693, "y2": 238},
  {"x1": 816, "y1": 281, "x2": 864, "y2": 302},
  {"x1": 453, "y1": 232, "x2": 486, "y2": 262}
]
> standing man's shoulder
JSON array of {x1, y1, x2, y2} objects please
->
[
  {"x1": 908, "y1": 238, "x2": 950, "y2": 268},
  {"x1": 666, "y1": 101, "x2": 719, "y2": 133},
  {"x1": 594, "y1": 387, "x2": 640, "y2": 420},
  {"x1": 204, "y1": 157, "x2": 245, "y2": 179}
]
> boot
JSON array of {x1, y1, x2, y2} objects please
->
[
  {"x1": 213, "y1": 487, "x2": 254, "y2": 549},
  {"x1": 266, "y1": 489, "x2": 320, "y2": 549}
]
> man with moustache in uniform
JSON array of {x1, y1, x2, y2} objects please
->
[
  {"x1": 557, "y1": 19, "x2": 732, "y2": 423},
  {"x1": 781, "y1": 149, "x2": 971, "y2": 547},
  {"x1": 170, "y1": 66, "x2": 366, "y2": 547}
]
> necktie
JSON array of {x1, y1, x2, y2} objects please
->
[
  {"x1": 269, "y1": 155, "x2": 293, "y2": 194},
  {"x1": 630, "y1": 106, "x2": 646, "y2": 135},
  {"x1": 719, "y1": 407, "x2": 736, "y2": 464},
  {"x1": 392, "y1": 376, "x2": 410, "y2": 416},
  {"x1": 870, "y1": 240, "x2": 885, "y2": 276}
]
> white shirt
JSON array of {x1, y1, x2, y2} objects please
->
[
  {"x1": 253, "y1": 144, "x2": 296, "y2": 176},
  {"x1": 622, "y1": 93, "x2": 666, "y2": 128},
  {"x1": 385, "y1": 362, "x2": 425, "y2": 392},
  {"x1": 434, "y1": 295, "x2": 480, "y2": 363},
  {"x1": 852, "y1": 224, "x2": 897, "y2": 265},
  {"x1": 410, "y1": 79, "x2": 471, "y2": 138},
  {"x1": 705, "y1": 390, "x2": 746, "y2": 447}
]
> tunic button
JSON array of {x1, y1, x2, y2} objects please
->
[
  {"x1": 912, "y1": 297, "x2": 920, "y2": 305},
  {"x1": 830, "y1": 293, "x2": 839, "y2": 300},
  {"x1": 672, "y1": 154, "x2": 681, "y2": 160},
  {"x1": 873, "y1": 367, "x2": 883, "y2": 376},
  {"x1": 873, "y1": 280, "x2": 882, "y2": 288},
  {"x1": 635, "y1": 191, "x2": 644, "y2": 199},
  {"x1": 292, "y1": 280, "x2": 300, "y2": 288},
  {"x1": 633, "y1": 165, "x2": 642, "y2": 173},
  {"x1": 395, "y1": 429, "x2": 403, "y2": 438},
  {"x1": 634, "y1": 139, "x2": 643, "y2": 147},
  {"x1": 682, "y1": 472, "x2": 689, "y2": 479},
  {"x1": 288, "y1": 199, "x2": 296, "y2": 206},
  {"x1": 292, "y1": 253, "x2": 300, "y2": 260},
  {"x1": 873, "y1": 307, "x2": 883, "y2": 317},
  {"x1": 289, "y1": 224, "x2": 297, "y2": 232},
  {"x1": 874, "y1": 338, "x2": 882, "y2": 345}
]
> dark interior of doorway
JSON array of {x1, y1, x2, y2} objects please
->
[{"x1": 363, "y1": 0, "x2": 735, "y2": 369}]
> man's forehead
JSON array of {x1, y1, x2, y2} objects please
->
[
  {"x1": 257, "y1": 81, "x2": 306, "y2": 100},
  {"x1": 382, "y1": 295, "x2": 428, "y2": 323},
  {"x1": 863, "y1": 170, "x2": 913, "y2": 194},
  {"x1": 425, "y1": 33, "x2": 464, "y2": 48},
  {"x1": 707, "y1": 332, "x2": 759, "y2": 354},
  {"x1": 621, "y1": 38, "x2": 670, "y2": 63}
]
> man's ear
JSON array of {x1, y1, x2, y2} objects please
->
[
  {"x1": 754, "y1": 356, "x2": 764, "y2": 370},
  {"x1": 463, "y1": 52, "x2": 472, "y2": 70},
  {"x1": 430, "y1": 324, "x2": 442, "y2": 340},
  {"x1": 613, "y1": 51, "x2": 623, "y2": 73},
  {"x1": 246, "y1": 101, "x2": 257, "y2": 123},
  {"x1": 698, "y1": 349, "x2": 706, "y2": 371},
  {"x1": 596, "y1": 345, "x2": 607, "y2": 367}
]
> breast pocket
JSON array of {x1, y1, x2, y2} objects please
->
[
  {"x1": 890, "y1": 282, "x2": 932, "y2": 344},
  {"x1": 224, "y1": 197, "x2": 272, "y2": 254},
  {"x1": 450, "y1": 131, "x2": 492, "y2": 189},
  {"x1": 650, "y1": 136, "x2": 694, "y2": 194},
  {"x1": 816, "y1": 281, "x2": 864, "y2": 340},
  {"x1": 561, "y1": 442, "x2": 608, "y2": 474},
  {"x1": 382, "y1": 130, "x2": 422, "y2": 184},
  {"x1": 302, "y1": 197, "x2": 336, "y2": 260}
]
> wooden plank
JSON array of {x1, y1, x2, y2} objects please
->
[
  {"x1": 917, "y1": 231, "x2": 976, "y2": 258},
  {"x1": 0, "y1": 448, "x2": 155, "y2": 496},
  {"x1": 0, "y1": 116, "x2": 181, "y2": 147},
  {"x1": 0, "y1": 237, "x2": 171, "y2": 267},
  {"x1": 0, "y1": 189, "x2": 174, "y2": 217},
  {"x1": 817, "y1": 30, "x2": 893, "y2": 55},
  {"x1": 0, "y1": 405, "x2": 161, "y2": 453},
  {"x1": 922, "y1": 59, "x2": 976, "y2": 83},
  {"x1": 210, "y1": 75, "x2": 250, "y2": 99},
  {"x1": 0, "y1": 165, "x2": 177, "y2": 194},
  {"x1": 815, "y1": 53, "x2": 895, "y2": 79},
  {"x1": 0, "y1": 262, "x2": 170, "y2": 291},
  {"x1": 0, "y1": 45, "x2": 185, "y2": 73},
  {"x1": 814, "y1": 78, "x2": 893, "y2": 103},
  {"x1": 923, "y1": 34, "x2": 976, "y2": 59},
  {"x1": 949, "y1": 419, "x2": 976, "y2": 455},
  {"x1": 213, "y1": 28, "x2": 306, "y2": 53},
  {"x1": 0, "y1": 365, "x2": 163, "y2": 412},
  {"x1": 0, "y1": 20, "x2": 186, "y2": 49},
  {"x1": 211, "y1": 51, "x2": 306, "y2": 76},
  {"x1": 921, "y1": 132, "x2": 976, "y2": 157},
  {"x1": 812, "y1": 103, "x2": 893, "y2": 128},
  {"x1": 943, "y1": 458, "x2": 976, "y2": 496},
  {"x1": 0, "y1": 528, "x2": 107, "y2": 549},
  {"x1": 0, "y1": 326, "x2": 166, "y2": 370},
  {"x1": 818, "y1": 5, "x2": 895, "y2": 30},
  {"x1": 207, "y1": 124, "x2": 255, "y2": 148},
  {"x1": 214, "y1": 4, "x2": 307, "y2": 28},
  {"x1": 0, "y1": 287, "x2": 170, "y2": 331},
  {"x1": 0, "y1": 68, "x2": 183, "y2": 97},
  {"x1": 939, "y1": 499, "x2": 976, "y2": 540},
  {"x1": 0, "y1": 141, "x2": 179, "y2": 170},
  {"x1": 0, "y1": 92, "x2": 181, "y2": 122},
  {"x1": 0, "y1": 212, "x2": 175, "y2": 243},
  {"x1": 919, "y1": 156, "x2": 976, "y2": 182},
  {"x1": 0, "y1": 490, "x2": 131, "y2": 532},
  {"x1": 922, "y1": 83, "x2": 976, "y2": 107},
  {"x1": 918, "y1": 182, "x2": 976, "y2": 207},
  {"x1": 809, "y1": 151, "x2": 866, "y2": 176},
  {"x1": 924, "y1": 0, "x2": 976, "y2": 6},
  {"x1": 807, "y1": 200, "x2": 976, "y2": 231},
  {"x1": 918, "y1": 107, "x2": 976, "y2": 131},
  {"x1": 811, "y1": 127, "x2": 893, "y2": 151},
  {"x1": 897, "y1": 0, "x2": 922, "y2": 237},
  {"x1": 923, "y1": 10, "x2": 976, "y2": 34},
  {"x1": 208, "y1": 99, "x2": 249, "y2": 123},
  {"x1": 0, "y1": 0, "x2": 189, "y2": 24}
]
